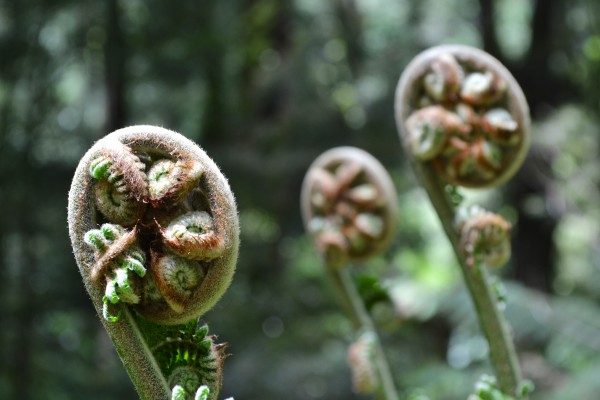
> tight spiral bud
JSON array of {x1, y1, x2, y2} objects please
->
[
  {"x1": 153, "y1": 324, "x2": 224, "y2": 400},
  {"x1": 404, "y1": 105, "x2": 469, "y2": 160},
  {"x1": 423, "y1": 52, "x2": 464, "y2": 102},
  {"x1": 456, "y1": 205, "x2": 512, "y2": 268},
  {"x1": 150, "y1": 252, "x2": 205, "y2": 314},
  {"x1": 348, "y1": 331, "x2": 379, "y2": 394},
  {"x1": 395, "y1": 45, "x2": 530, "y2": 188},
  {"x1": 301, "y1": 147, "x2": 397, "y2": 267},
  {"x1": 88, "y1": 140, "x2": 148, "y2": 226},
  {"x1": 148, "y1": 159, "x2": 203, "y2": 206},
  {"x1": 68, "y1": 125, "x2": 239, "y2": 325},
  {"x1": 161, "y1": 211, "x2": 225, "y2": 261}
]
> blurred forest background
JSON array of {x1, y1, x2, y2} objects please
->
[{"x1": 1, "y1": 0, "x2": 600, "y2": 399}]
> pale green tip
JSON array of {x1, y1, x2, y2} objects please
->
[
  {"x1": 102, "y1": 298, "x2": 121, "y2": 322},
  {"x1": 90, "y1": 157, "x2": 111, "y2": 180},
  {"x1": 194, "y1": 386, "x2": 210, "y2": 400},
  {"x1": 124, "y1": 253, "x2": 147, "y2": 277},
  {"x1": 84, "y1": 230, "x2": 105, "y2": 251},
  {"x1": 195, "y1": 324, "x2": 210, "y2": 340},
  {"x1": 100, "y1": 223, "x2": 122, "y2": 241},
  {"x1": 171, "y1": 385, "x2": 186, "y2": 400}
]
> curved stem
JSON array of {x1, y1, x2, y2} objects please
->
[
  {"x1": 88, "y1": 287, "x2": 171, "y2": 399},
  {"x1": 411, "y1": 160, "x2": 522, "y2": 396},
  {"x1": 327, "y1": 264, "x2": 399, "y2": 400},
  {"x1": 68, "y1": 126, "x2": 240, "y2": 400}
]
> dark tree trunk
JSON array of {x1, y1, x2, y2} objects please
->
[
  {"x1": 333, "y1": 0, "x2": 364, "y2": 75},
  {"x1": 518, "y1": 0, "x2": 555, "y2": 111},
  {"x1": 475, "y1": 0, "x2": 562, "y2": 293},
  {"x1": 517, "y1": 0, "x2": 577, "y2": 112},
  {"x1": 198, "y1": 1, "x2": 227, "y2": 147},
  {"x1": 502, "y1": 0, "x2": 565, "y2": 292},
  {"x1": 12, "y1": 233, "x2": 34, "y2": 400},
  {"x1": 105, "y1": 0, "x2": 127, "y2": 133},
  {"x1": 478, "y1": 0, "x2": 502, "y2": 58},
  {"x1": 506, "y1": 157, "x2": 557, "y2": 293}
]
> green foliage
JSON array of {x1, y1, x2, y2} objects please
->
[
  {"x1": 469, "y1": 374, "x2": 515, "y2": 400},
  {"x1": 153, "y1": 327, "x2": 214, "y2": 378},
  {"x1": 467, "y1": 374, "x2": 534, "y2": 400},
  {"x1": 172, "y1": 385, "x2": 187, "y2": 400}
]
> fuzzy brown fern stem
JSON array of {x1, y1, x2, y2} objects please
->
[
  {"x1": 68, "y1": 125, "x2": 239, "y2": 400},
  {"x1": 395, "y1": 45, "x2": 530, "y2": 397},
  {"x1": 301, "y1": 147, "x2": 399, "y2": 400}
]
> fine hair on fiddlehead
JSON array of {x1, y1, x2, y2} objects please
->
[
  {"x1": 68, "y1": 125, "x2": 239, "y2": 400},
  {"x1": 152, "y1": 323, "x2": 225, "y2": 400},
  {"x1": 301, "y1": 146, "x2": 400, "y2": 400},
  {"x1": 301, "y1": 146, "x2": 398, "y2": 268},
  {"x1": 395, "y1": 45, "x2": 531, "y2": 397},
  {"x1": 396, "y1": 44, "x2": 530, "y2": 189},
  {"x1": 69, "y1": 125, "x2": 239, "y2": 325}
]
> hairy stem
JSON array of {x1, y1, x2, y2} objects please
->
[
  {"x1": 107, "y1": 311, "x2": 172, "y2": 399},
  {"x1": 327, "y1": 264, "x2": 399, "y2": 400},
  {"x1": 69, "y1": 125, "x2": 239, "y2": 399},
  {"x1": 410, "y1": 159, "x2": 522, "y2": 396},
  {"x1": 395, "y1": 45, "x2": 528, "y2": 396}
]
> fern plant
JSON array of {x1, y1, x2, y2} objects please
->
[
  {"x1": 300, "y1": 44, "x2": 534, "y2": 400},
  {"x1": 394, "y1": 44, "x2": 531, "y2": 398},
  {"x1": 301, "y1": 146, "x2": 399, "y2": 399},
  {"x1": 68, "y1": 45, "x2": 535, "y2": 400},
  {"x1": 68, "y1": 125, "x2": 239, "y2": 400}
]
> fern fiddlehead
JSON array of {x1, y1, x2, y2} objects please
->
[
  {"x1": 395, "y1": 45, "x2": 530, "y2": 397},
  {"x1": 396, "y1": 45, "x2": 529, "y2": 189},
  {"x1": 68, "y1": 125, "x2": 239, "y2": 399},
  {"x1": 301, "y1": 147, "x2": 399, "y2": 400},
  {"x1": 301, "y1": 147, "x2": 397, "y2": 268}
]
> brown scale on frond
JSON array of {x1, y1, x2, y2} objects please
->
[
  {"x1": 396, "y1": 45, "x2": 530, "y2": 188},
  {"x1": 89, "y1": 140, "x2": 148, "y2": 226},
  {"x1": 460, "y1": 70, "x2": 507, "y2": 106},
  {"x1": 405, "y1": 105, "x2": 470, "y2": 161},
  {"x1": 90, "y1": 139, "x2": 149, "y2": 201},
  {"x1": 308, "y1": 168, "x2": 340, "y2": 213},
  {"x1": 147, "y1": 159, "x2": 203, "y2": 207},
  {"x1": 160, "y1": 211, "x2": 225, "y2": 261},
  {"x1": 93, "y1": 180, "x2": 146, "y2": 227},
  {"x1": 456, "y1": 206, "x2": 512, "y2": 268},
  {"x1": 90, "y1": 226, "x2": 139, "y2": 282},
  {"x1": 334, "y1": 160, "x2": 363, "y2": 192},
  {"x1": 423, "y1": 52, "x2": 464, "y2": 102}
]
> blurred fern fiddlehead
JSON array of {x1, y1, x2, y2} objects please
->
[
  {"x1": 68, "y1": 126, "x2": 239, "y2": 400},
  {"x1": 301, "y1": 147, "x2": 399, "y2": 400},
  {"x1": 395, "y1": 45, "x2": 531, "y2": 397}
]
